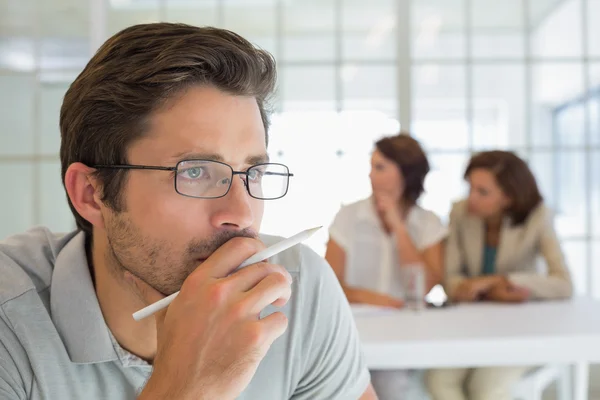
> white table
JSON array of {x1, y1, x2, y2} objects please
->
[{"x1": 352, "y1": 299, "x2": 600, "y2": 400}]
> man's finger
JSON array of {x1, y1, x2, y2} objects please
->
[
  {"x1": 244, "y1": 272, "x2": 292, "y2": 314},
  {"x1": 192, "y1": 237, "x2": 267, "y2": 280},
  {"x1": 257, "y1": 311, "x2": 289, "y2": 348},
  {"x1": 225, "y1": 262, "x2": 292, "y2": 293}
]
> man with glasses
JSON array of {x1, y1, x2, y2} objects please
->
[{"x1": 0, "y1": 23, "x2": 376, "y2": 399}]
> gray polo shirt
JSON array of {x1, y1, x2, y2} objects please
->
[{"x1": 0, "y1": 227, "x2": 370, "y2": 400}]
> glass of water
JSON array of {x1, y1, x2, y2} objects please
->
[{"x1": 400, "y1": 263, "x2": 426, "y2": 311}]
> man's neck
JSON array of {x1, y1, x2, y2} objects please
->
[{"x1": 90, "y1": 235, "x2": 158, "y2": 362}]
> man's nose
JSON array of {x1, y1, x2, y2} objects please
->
[{"x1": 209, "y1": 175, "x2": 254, "y2": 230}]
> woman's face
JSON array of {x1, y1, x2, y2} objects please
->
[
  {"x1": 466, "y1": 168, "x2": 511, "y2": 219},
  {"x1": 369, "y1": 149, "x2": 404, "y2": 200}
]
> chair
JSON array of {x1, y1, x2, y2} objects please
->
[{"x1": 512, "y1": 365, "x2": 572, "y2": 400}]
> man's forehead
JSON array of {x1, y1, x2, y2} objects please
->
[
  {"x1": 129, "y1": 124, "x2": 268, "y2": 166},
  {"x1": 138, "y1": 87, "x2": 267, "y2": 151}
]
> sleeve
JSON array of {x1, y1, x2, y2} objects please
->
[
  {"x1": 291, "y1": 247, "x2": 371, "y2": 400},
  {"x1": 444, "y1": 203, "x2": 468, "y2": 298},
  {"x1": 328, "y1": 205, "x2": 354, "y2": 252},
  {"x1": 508, "y1": 207, "x2": 574, "y2": 300},
  {"x1": 0, "y1": 309, "x2": 27, "y2": 400},
  {"x1": 415, "y1": 210, "x2": 448, "y2": 251}
]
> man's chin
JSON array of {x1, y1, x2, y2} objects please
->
[{"x1": 142, "y1": 271, "x2": 194, "y2": 297}]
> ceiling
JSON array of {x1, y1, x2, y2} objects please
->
[
  {"x1": 0, "y1": 0, "x2": 574, "y2": 74},
  {"x1": 0, "y1": 0, "x2": 566, "y2": 37}
]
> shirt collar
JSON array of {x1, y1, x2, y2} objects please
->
[
  {"x1": 358, "y1": 197, "x2": 380, "y2": 223},
  {"x1": 50, "y1": 231, "x2": 149, "y2": 367}
]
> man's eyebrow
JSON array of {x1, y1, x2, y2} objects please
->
[
  {"x1": 169, "y1": 152, "x2": 224, "y2": 163},
  {"x1": 246, "y1": 154, "x2": 270, "y2": 165},
  {"x1": 169, "y1": 152, "x2": 270, "y2": 165}
]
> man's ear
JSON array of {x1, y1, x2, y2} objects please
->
[{"x1": 64, "y1": 162, "x2": 106, "y2": 230}]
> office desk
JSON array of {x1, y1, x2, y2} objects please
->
[{"x1": 353, "y1": 299, "x2": 600, "y2": 400}]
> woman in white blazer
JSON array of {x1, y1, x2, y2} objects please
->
[{"x1": 426, "y1": 150, "x2": 573, "y2": 400}]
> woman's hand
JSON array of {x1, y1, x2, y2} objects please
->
[
  {"x1": 484, "y1": 280, "x2": 530, "y2": 303},
  {"x1": 453, "y1": 276, "x2": 506, "y2": 302},
  {"x1": 374, "y1": 192, "x2": 404, "y2": 231}
]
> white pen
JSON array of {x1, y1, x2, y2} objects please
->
[{"x1": 132, "y1": 226, "x2": 322, "y2": 321}]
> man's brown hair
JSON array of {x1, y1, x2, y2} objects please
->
[
  {"x1": 375, "y1": 133, "x2": 430, "y2": 204},
  {"x1": 60, "y1": 23, "x2": 277, "y2": 236},
  {"x1": 465, "y1": 150, "x2": 543, "y2": 225}
]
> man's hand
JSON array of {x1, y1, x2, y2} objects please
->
[
  {"x1": 453, "y1": 276, "x2": 505, "y2": 302},
  {"x1": 132, "y1": 237, "x2": 292, "y2": 400},
  {"x1": 484, "y1": 279, "x2": 530, "y2": 303}
]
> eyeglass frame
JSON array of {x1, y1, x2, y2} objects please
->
[{"x1": 92, "y1": 159, "x2": 294, "y2": 200}]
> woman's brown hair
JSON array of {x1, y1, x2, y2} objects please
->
[
  {"x1": 465, "y1": 150, "x2": 543, "y2": 225},
  {"x1": 375, "y1": 133, "x2": 430, "y2": 204}
]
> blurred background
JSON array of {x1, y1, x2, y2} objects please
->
[{"x1": 0, "y1": 0, "x2": 598, "y2": 296}]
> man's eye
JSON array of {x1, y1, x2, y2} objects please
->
[
  {"x1": 248, "y1": 167, "x2": 266, "y2": 181},
  {"x1": 181, "y1": 167, "x2": 205, "y2": 179}
]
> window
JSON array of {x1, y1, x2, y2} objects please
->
[{"x1": 1, "y1": 0, "x2": 599, "y2": 298}]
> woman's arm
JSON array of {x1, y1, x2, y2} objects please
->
[
  {"x1": 507, "y1": 209, "x2": 573, "y2": 300},
  {"x1": 392, "y1": 224, "x2": 444, "y2": 292},
  {"x1": 325, "y1": 239, "x2": 403, "y2": 308},
  {"x1": 444, "y1": 204, "x2": 470, "y2": 300}
]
